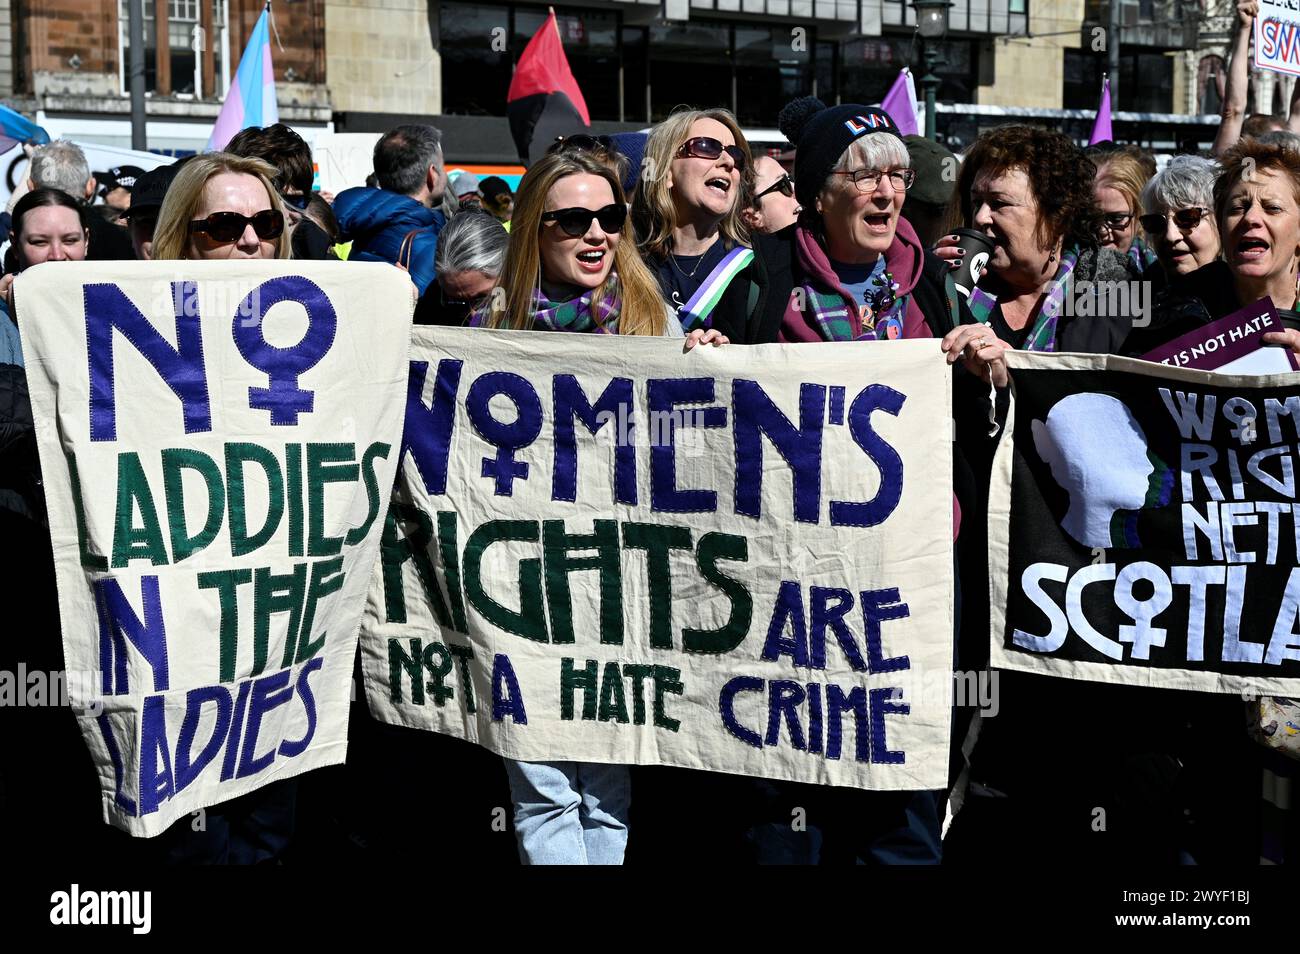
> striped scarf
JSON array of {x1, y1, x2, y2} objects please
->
[
  {"x1": 1127, "y1": 235, "x2": 1159, "y2": 272},
  {"x1": 966, "y1": 247, "x2": 1080, "y2": 352},
  {"x1": 470, "y1": 283, "x2": 621, "y2": 333},
  {"x1": 801, "y1": 272, "x2": 911, "y2": 342}
]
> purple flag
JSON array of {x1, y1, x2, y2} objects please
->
[
  {"x1": 880, "y1": 68, "x2": 920, "y2": 137},
  {"x1": 1089, "y1": 77, "x2": 1112, "y2": 146}
]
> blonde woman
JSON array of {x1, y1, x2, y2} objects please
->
[
  {"x1": 1092, "y1": 148, "x2": 1157, "y2": 271},
  {"x1": 475, "y1": 149, "x2": 725, "y2": 864},
  {"x1": 152, "y1": 152, "x2": 290, "y2": 261},
  {"x1": 633, "y1": 108, "x2": 784, "y2": 342}
]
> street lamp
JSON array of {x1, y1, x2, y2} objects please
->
[{"x1": 910, "y1": 0, "x2": 953, "y2": 141}]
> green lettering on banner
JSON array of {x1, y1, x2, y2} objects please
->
[
  {"x1": 225, "y1": 442, "x2": 284, "y2": 557},
  {"x1": 161, "y1": 448, "x2": 225, "y2": 563},
  {"x1": 561, "y1": 656, "x2": 598, "y2": 721},
  {"x1": 111, "y1": 451, "x2": 169, "y2": 567},
  {"x1": 197, "y1": 568, "x2": 252, "y2": 683},
  {"x1": 380, "y1": 504, "x2": 452, "y2": 627},
  {"x1": 464, "y1": 520, "x2": 548, "y2": 642},
  {"x1": 292, "y1": 556, "x2": 345, "y2": 664},
  {"x1": 253, "y1": 563, "x2": 306, "y2": 675},
  {"x1": 598, "y1": 660, "x2": 630, "y2": 723},
  {"x1": 285, "y1": 442, "x2": 304, "y2": 557},
  {"x1": 437, "y1": 512, "x2": 469, "y2": 633},
  {"x1": 390, "y1": 637, "x2": 424, "y2": 704},
  {"x1": 422, "y1": 641, "x2": 454, "y2": 705},
  {"x1": 67, "y1": 452, "x2": 108, "y2": 570},
  {"x1": 653, "y1": 665, "x2": 684, "y2": 732},
  {"x1": 622, "y1": 663, "x2": 654, "y2": 725},
  {"x1": 345, "y1": 441, "x2": 391, "y2": 546},
  {"x1": 683, "y1": 531, "x2": 752, "y2": 654},
  {"x1": 542, "y1": 519, "x2": 623, "y2": 646},
  {"x1": 622, "y1": 522, "x2": 692, "y2": 649},
  {"x1": 447, "y1": 642, "x2": 476, "y2": 712},
  {"x1": 307, "y1": 443, "x2": 359, "y2": 557}
]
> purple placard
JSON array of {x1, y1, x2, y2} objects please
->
[{"x1": 1140, "y1": 297, "x2": 1300, "y2": 371}]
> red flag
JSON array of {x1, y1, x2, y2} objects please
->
[{"x1": 508, "y1": 11, "x2": 591, "y2": 164}]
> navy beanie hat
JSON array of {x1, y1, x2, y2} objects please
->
[
  {"x1": 777, "y1": 97, "x2": 904, "y2": 211},
  {"x1": 608, "y1": 132, "x2": 648, "y2": 197}
]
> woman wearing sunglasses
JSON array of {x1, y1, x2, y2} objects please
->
[
  {"x1": 741, "y1": 155, "x2": 801, "y2": 235},
  {"x1": 152, "y1": 152, "x2": 290, "y2": 262},
  {"x1": 474, "y1": 149, "x2": 724, "y2": 865},
  {"x1": 1137, "y1": 155, "x2": 1220, "y2": 283},
  {"x1": 1130, "y1": 138, "x2": 1300, "y2": 359},
  {"x1": 634, "y1": 108, "x2": 786, "y2": 342}
]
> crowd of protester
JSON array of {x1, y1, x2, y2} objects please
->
[{"x1": 4, "y1": 0, "x2": 1300, "y2": 861}]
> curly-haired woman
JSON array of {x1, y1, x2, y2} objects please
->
[{"x1": 935, "y1": 124, "x2": 1139, "y2": 385}]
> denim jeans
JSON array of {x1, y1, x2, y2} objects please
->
[{"x1": 503, "y1": 759, "x2": 631, "y2": 864}]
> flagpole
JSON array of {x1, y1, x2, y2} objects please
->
[{"x1": 127, "y1": 0, "x2": 146, "y2": 149}]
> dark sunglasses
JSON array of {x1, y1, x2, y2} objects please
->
[
  {"x1": 189, "y1": 209, "x2": 285, "y2": 243},
  {"x1": 1139, "y1": 207, "x2": 1211, "y2": 234},
  {"x1": 279, "y1": 191, "x2": 310, "y2": 211},
  {"x1": 540, "y1": 203, "x2": 628, "y2": 238},
  {"x1": 755, "y1": 173, "x2": 794, "y2": 200},
  {"x1": 1100, "y1": 211, "x2": 1134, "y2": 231},
  {"x1": 676, "y1": 136, "x2": 747, "y2": 172},
  {"x1": 438, "y1": 285, "x2": 489, "y2": 324},
  {"x1": 550, "y1": 134, "x2": 619, "y2": 156}
]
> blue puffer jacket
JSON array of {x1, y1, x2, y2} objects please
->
[{"x1": 333, "y1": 187, "x2": 445, "y2": 296}]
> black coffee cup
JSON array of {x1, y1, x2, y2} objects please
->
[{"x1": 949, "y1": 228, "x2": 994, "y2": 297}]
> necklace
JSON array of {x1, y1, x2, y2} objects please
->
[{"x1": 669, "y1": 237, "x2": 718, "y2": 280}]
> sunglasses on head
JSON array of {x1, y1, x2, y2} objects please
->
[
  {"x1": 540, "y1": 203, "x2": 628, "y2": 238},
  {"x1": 755, "y1": 173, "x2": 794, "y2": 200},
  {"x1": 1139, "y1": 207, "x2": 1211, "y2": 234},
  {"x1": 279, "y1": 191, "x2": 310, "y2": 211},
  {"x1": 189, "y1": 209, "x2": 285, "y2": 243},
  {"x1": 550, "y1": 134, "x2": 619, "y2": 157},
  {"x1": 676, "y1": 136, "x2": 747, "y2": 173}
]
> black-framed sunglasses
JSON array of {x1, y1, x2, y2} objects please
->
[
  {"x1": 1139, "y1": 207, "x2": 1211, "y2": 234},
  {"x1": 832, "y1": 167, "x2": 917, "y2": 194},
  {"x1": 438, "y1": 284, "x2": 489, "y2": 325},
  {"x1": 540, "y1": 203, "x2": 628, "y2": 238},
  {"x1": 279, "y1": 191, "x2": 310, "y2": 211},
  {"x1": 1101, "y1": 211, "x2": 1135, "y2": 231},
  {"x1": 188, "y1": 209, "x2": 285, "y2": 243},
  {"x1": 755, "y1": 173, "x2": 794, "y2": 200},
  {"x1": 675, "y1": 136, "x2": 747, "y2": 173}
]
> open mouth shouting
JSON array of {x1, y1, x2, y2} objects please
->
[
  {"x1": 863, "y1": 210, "x2": 893, "y2": 235},
  {"x1": 705, "y1": 175, "x2": 732, "y2": 199},
  {"x1": 576, "y1": 246, "x2": 609, "y2": 274},
  {"x1": 1233, "y1": 235, "x2": 1270, "y2": 264}
]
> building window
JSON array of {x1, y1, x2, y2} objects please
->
[{"x1": 118, "y1": 0, "x2": 228, "y2": 97}]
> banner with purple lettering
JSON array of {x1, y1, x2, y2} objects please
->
[
  {"x1": 17, "y1": 261, "x2": 413, "y2": 836},
  {"x1": 990, "y1": 351, "x2": 1300, "y2": 695},
  {"x1": 359, "y1": 330, "x2": 954, "y2": 791}
]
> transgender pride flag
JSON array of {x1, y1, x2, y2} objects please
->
[{"x1": 207, "y1": 4, "x2": 277, "y2": 151}]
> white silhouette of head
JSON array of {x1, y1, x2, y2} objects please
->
[{"x1": 1030, "y1": 392, "x2": 1153, "y2": 548}]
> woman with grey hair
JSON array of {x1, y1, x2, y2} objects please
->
[
  {"x1": 417, "y1": 209, "x2": 509, "y2": 325},
  {"x1": 1138, "y1": 154, "x2": 1221, "y2": 280},
  {"x1": 770, "y1": 97, "x2": 966, "y2": 344}
]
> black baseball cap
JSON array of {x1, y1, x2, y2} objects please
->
[
  {"x1": 118, "y1": 160, "x2": 184, "y2": 221},
  {"x1": 99, "y1": 165, "x2": 145, "y2": 194}
]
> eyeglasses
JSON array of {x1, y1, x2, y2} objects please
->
[
  {"x1": 279, "y1": 192, "x2": 310, "y2": 211},
  {"x1": 755, "y1": 174, "x2": 795, "y2": 200},
  {"x1": 1100, "y1": 211, "x2": 1135, "y2": 231},
  {"x1": 189, "y1": 209, "x2": 285, "y2": 243},
  {"x1": 675, "y1": 136, "x2": 747, "y2": 173},
  {"x1": 1139, "y1": 207, "x2": 1211, "y2": 234},
  {"x1": 540, "y1": 203, "x2": 628, "y2": 238},
  {"x1": 832, "y1": 168, "x2": 917, "y2": 194}
]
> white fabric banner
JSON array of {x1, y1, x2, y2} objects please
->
[
  {"x1": 360, "y1": 329, "x2": 954, "y2": 791},
  {"x1": 18, "y1": 260, "x2": 413, "y2": 836}
]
